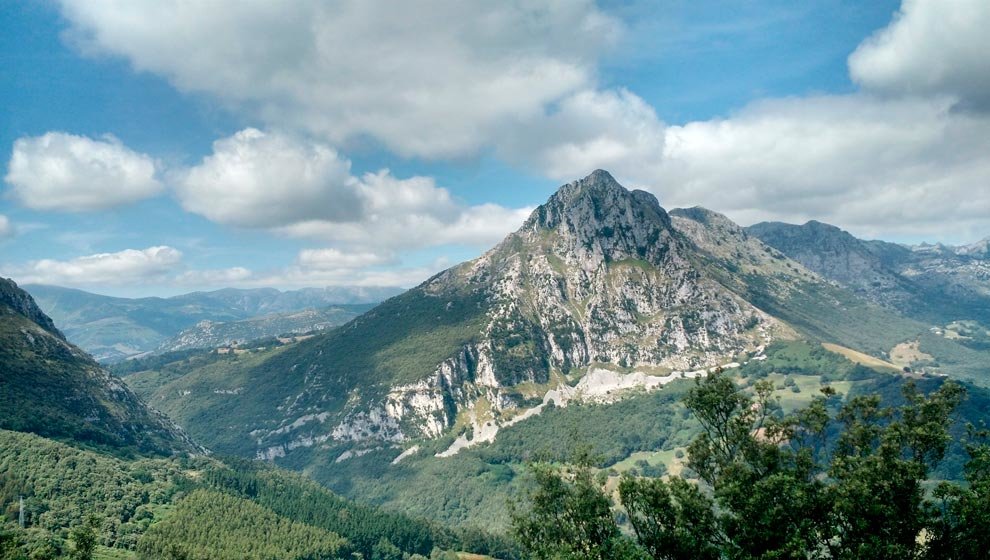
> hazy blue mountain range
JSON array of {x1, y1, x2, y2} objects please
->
[
  {"x1": 748, "y1": 220, "x2": 990, "y2": 333},
  {"x1": 157, "y1": 304, "x2": 376, "y2": 353},
  {"x1": 25, "y1": 284, "x2": 403, "y2": 362}
]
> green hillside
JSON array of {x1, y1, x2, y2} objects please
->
[
  {"x1": 122, "y1": 283, "x2": 490, "y2": 457},
  {"x1": 135, "y1": 341, "x2": 986, "y2": 531}
]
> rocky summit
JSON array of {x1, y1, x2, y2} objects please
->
[{"x1": 459, "y1": 169, "x2": 773, "y2": 377}]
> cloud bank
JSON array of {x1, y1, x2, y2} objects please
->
[
  {"x1": 59, "y1": 0, "x2": 619, "y2": 159},
  {"x1": 849, "y1": 0, "x2": 990, "y2": 109},
  {"x1": 5, "y1": 244, "x2": 443, "y2": 291}
]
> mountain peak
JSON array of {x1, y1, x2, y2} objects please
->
[
  {"x1": 802, "y1": 220, "x2": 845, "y2": 234},
  {"x1": 540, "y1": 169, "x2": 624, "y2": 205},
  {"x1": 516, "y1": 170, "x2": 675, "y2": 267},
  {"x1": 584, "y1": 168, "x2": 620, "y2": 186},
  {"x1": 527, "y1": 169, "x2": 665, "y2": 228},
  {"x1": 957, "y1": 236, "x2": 990, "y2": 257},
  {"x1": 670, "y1": 206, "x2": 738, "y2": 230}
]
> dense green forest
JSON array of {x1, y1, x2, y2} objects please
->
[
  {"x1": 136, "y1": 490, "x2": 348, "y2": 560},
  {"x1": 0, "y1": 431, "x2": 513, "y2": 559},
  {"x1": 511, "y1": 369, "x2": 990, "y2": 559}
]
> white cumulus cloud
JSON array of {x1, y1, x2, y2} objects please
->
[
  {"x1": 849, "y1": 0, "x2": 990, "y2": 109},
  {"x1": 174, "y1": 128, "x2": 362, "y2": 228},
  {"x1": 525, "y1": 92, "x2": 990, "y2": 240},
  {"x1": 58, "y1": 0, "x2": 619, "y2": 158},
  {"x1": 649, "y1": 95, "x2": 990, "y2": 239},
  {"x1": 501, "y1": 88, "x2": 667, "y2": 181},
  {"x1": 11, "y1": 246, "x2": 182, "y2": 286},
  {"x1": 179, "y1": 129, "x2": 533, "y2": 251},
  {"x1": 5, "y1": 132, "x2": 162, "y2": 211}
]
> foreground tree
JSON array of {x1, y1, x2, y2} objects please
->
[
  {"x1": 511, "y1": 369, "x2": 986, "y2": 559},
  {"x1": 617, "y1": 476, "x2": 720, "y2": 560},
  {"x1": 510, "y1": 462, "x2": 643, "y2": 559},
  {"x1": 68, "y1": 516, "x2": 99, "y2": 560},
  {"x1": 927, "y1": 426, "x2": 990, "y2": 559}
]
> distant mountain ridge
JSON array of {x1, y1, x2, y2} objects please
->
[
  {"x1": 158, "y1": 304, "x2": 375, "y2": 352},
  {"x1": 0, "y1": 277, "x2": 201, "y2": 456},
  {"x1": 26, "y1": 284, "x2": 403, "y2": 361},
  {"x1": 747, "y1": 221, "x2": 990, "y2": 325}
]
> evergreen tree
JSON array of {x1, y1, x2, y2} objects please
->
[{"x1": 618, "y1": 476, "x2": 720, "y2": 560}]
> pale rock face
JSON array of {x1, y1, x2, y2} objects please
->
[
  {"x1": 331, "y1": 408, "x2": 404, "y2": 442},
  {"x1": 433, "y1": 361, "x2": 739, "y2": 458},
  {"x1": 267, "y1": 412, "x2": 332, "y2": 437},
  {"x1": 391, "y1": 445, "x2": 420, "y2": 464},
  {"x1": 257, "y1": 446, "x2": 286, "y2": 461},
  {"x1": 335, "y1": 447, "x2": 380, "y2": 464}
]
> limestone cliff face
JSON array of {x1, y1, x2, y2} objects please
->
[{"x1": 252, "y1": 171, "x2": 785, "y2": 459}]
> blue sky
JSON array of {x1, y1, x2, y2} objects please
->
[{"x1": 2, "y1": 0, "x2": 988, "y2": 297}]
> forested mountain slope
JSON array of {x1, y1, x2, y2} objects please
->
[
  {"x1": 0, "y1": 278, "x2": 199, "y2": 457},
  {"x1": 0, "y1": 430, "x2": 513, "y2": 559}
]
